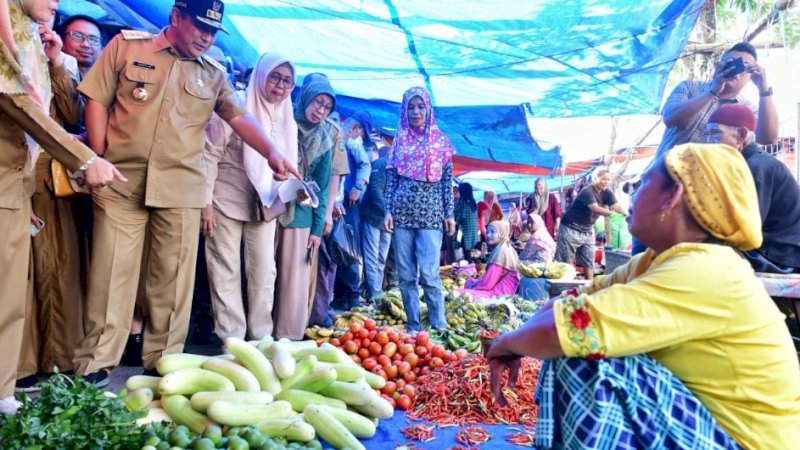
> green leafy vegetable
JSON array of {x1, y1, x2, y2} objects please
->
[{"x1": 0, "y1": 373, "x2": 160, "y2": 449}]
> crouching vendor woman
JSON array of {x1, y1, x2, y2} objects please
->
[{"x1": 487, "y1": 143, "x2": 800, "y2": 450}]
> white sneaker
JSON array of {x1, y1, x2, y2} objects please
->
[{"x1": 0, "y1": 395, "x2": 22, "y2": 415}]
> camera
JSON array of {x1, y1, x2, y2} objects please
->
[{"x1": 722, "y1": 57, "x2": 746, "y2": 79}]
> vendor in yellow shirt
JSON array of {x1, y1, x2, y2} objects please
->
[{"x1": 487, "y1": 143, "x2": 800, "y2": 450}]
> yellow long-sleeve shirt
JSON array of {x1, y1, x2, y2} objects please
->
[{"x1": 554, "y1": 243, "x2": 800, "y2": 450}]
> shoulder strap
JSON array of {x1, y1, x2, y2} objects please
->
[
  {"x1": 120, "y1": 30, "x2": 154, "y2": 41},
  {"x1": 201, "y1": 55, "x2": 226, "y2": 72}
]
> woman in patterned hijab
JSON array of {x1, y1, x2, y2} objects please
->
[{"x1": 383, "y1": 86, "x2": 456, "y2": 332}]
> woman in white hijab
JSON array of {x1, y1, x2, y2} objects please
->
[{"x1": 202, "y1": 52, "x2": 298, "y2": 341}]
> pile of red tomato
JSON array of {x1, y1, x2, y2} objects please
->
[{"x1": 328, "y1": 319, "x2": 469, "y2": 410}]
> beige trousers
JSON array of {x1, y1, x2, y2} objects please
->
[
  {"x1": 274, "y1": 226, "x2": 311, "y2": 340},
  {"x1": 73, "y1": 188, "x2": 200, "y2": 374},
  {"x1": 0, "y1": 205, "x2": 30, "y2": 397},
  {"x1": 205, "y1": 208, "x2": 277, "y2": 341},
  {"x1": 17, "y1": 252, "x2": 38, "y2": 379},
  {"x1": 18, "y1": 155, "x2": 89, "y2": 376}
]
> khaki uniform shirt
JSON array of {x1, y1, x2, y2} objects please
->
[
  {"x1": 0, "y1": 89, "x2": 95, "y2": 209},
  {"x1": 203, "y1": 112, "x2": 261, "y2": 222},
  {"x1": 79, "y1": 30, "x2": 247, "y2": 208},
  {"x1": 327, "y1": 120, "x2": 349, "y2": 177}
]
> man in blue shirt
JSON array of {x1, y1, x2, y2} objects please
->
[{"x1": 334, "y1": 112, "x2": 374, "y2": 308}]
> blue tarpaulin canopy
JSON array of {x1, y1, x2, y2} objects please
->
[{"x1": 61, "y1": 0, "x2": 704, "y2": 175}]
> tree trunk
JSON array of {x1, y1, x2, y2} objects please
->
[{"x1": 684, "y1": 1, "x2": 718, "y2": 80}]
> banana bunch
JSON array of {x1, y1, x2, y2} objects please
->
[
  {"x1": 374, "y1": 291, "x2": 407, "y2": 325},
  {"x1": 519, "y1": 262, "x2": 571, "y2": 279},
  {"x1": 304, "y1": 325, "x2": 334, "y2": 344},
  {"x1": 442, "y1": 277, "x2": 455, "y2": 290},
  {"x1": 506, "y1": 315, "x2": 524, "y2": 330},
  {"x1": 518, "y1": 299, "x2": 545, "y2": 314},
  {"x1": 332, "y1": 311, "x2": 370, "y2": 329},
  {"x1": 541, "y1": 262, "x2": 570, "y2": 279},
  {"x1": 373, "y1": 312, "x2": 403, "y2": 326},
  {"x1": 518, "y1": 263, "x2": 545, "y2": 278},
  {"x1": 445, "y1": 297, "x2": 487, "y2": 335},
  {"x1": 434, "y1": 328, "x2": 481, "y2": 352},
  {"x1": 441, "y1": 276, "x2": 468, "y2": 291}
]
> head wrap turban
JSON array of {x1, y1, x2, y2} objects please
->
[{"x1": 664, "y1": 143, "x2": 762, "y2": 250}]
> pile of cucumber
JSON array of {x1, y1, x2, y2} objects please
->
[{"x1": 128, "y1": 337, "x2": 394, "y2": 450}]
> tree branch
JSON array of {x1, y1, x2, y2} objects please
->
[{"x1": 746, "y1": 0, "x2": 797, "y2": 42}]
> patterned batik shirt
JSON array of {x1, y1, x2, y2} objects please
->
[{"x1": 385, "y1": 162, "x2": 454, "y2": 230}]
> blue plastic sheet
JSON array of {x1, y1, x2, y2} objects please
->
[
  {"x1": 91, "y1": 0, "x2": 704, "y2": 117},
  {"x1": 349, "y1": 410, "x2": 534, "y2": 449},
  {"x1": 60, "y1": 0, "x2": 703, "y2": 179}
]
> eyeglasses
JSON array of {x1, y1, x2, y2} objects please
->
[
  {"x1": 310, "y1": 97, "x2": 334, "y2": 114},
  {"x1": 67, "y1": 30, "x2": 101, "y2": 47},
  {"x1": 267, "y1": 72, "x2": 295, "y2": 89}
]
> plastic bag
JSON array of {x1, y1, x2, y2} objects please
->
[{"x1": 326, "y1": 218, "x2": 360, "y2": 267}]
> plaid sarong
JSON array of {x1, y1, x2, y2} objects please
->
[{"x1": 533, "y1": 355, "x2": 742, "y2": 450}]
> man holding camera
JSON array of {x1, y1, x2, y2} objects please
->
[{"x1": 656, "y1": 42, "x2": 778, "y2": 157}]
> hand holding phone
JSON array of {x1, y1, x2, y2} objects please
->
[{"x1": 722, "y1": 57, "x2": 746, "y2": 79}]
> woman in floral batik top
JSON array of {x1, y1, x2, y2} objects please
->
[{"x1": 384, "y1": 86, "x2": 455, "y2": 332}]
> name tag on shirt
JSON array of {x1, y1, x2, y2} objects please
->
[{"x1": 133, "y1": 61, "x2": 156, "y2": 70}]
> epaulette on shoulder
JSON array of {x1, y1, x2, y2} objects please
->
[
  {"x1": 120, "y1": 29, "x2": 154, "y2": 40},
  {"x1": 201, "y1": 55, "x2": 226, "y2": 72}
]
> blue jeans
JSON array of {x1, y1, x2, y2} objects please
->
[
  {"x1": 362, "y1": 221, "x2": 391, "y2": 300},
  {"x1": 392, "y1": 228, "x2": 447, "y2": 330}
]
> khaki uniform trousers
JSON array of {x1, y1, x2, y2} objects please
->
[
  {"x1": 274, "y1": 226, "x2": 312, "y2": 340},
  {"x1": 18, "y1": 252, "x2": 37, "y2": 379},
  {"x1": 0, "y1": 205, "x2": 30, "y2": 397},
  {"x1": 73, "y1": 187, "x2": 200, "y2": 374},
  {"x1": 205, "y1": 208, "x2": 277, "y2": 341},
  {"x1": 18, "y1": 155, "x2": 90, "y2": 376}
]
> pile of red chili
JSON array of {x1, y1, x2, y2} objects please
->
[
  {"x1": 400, "y1": 424, "x2": 436, "y2": 442},
  {"x1": 456, "y1": 426, "x2": 491, "y2": 445},
  {"x1": 505, "y1": 428, "x2": 536, "y2": 446},
  {"x1": 406, "y1": 354, "x2": 542, "y2": 426}
]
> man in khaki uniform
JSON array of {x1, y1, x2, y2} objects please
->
[
  {"x1": 72, "y1": 0, "x2": 297, "y2": 386},
  {"x1": 1, "y1": 0, "x2": 122, "y2": 414}
]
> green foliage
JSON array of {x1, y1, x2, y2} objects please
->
[
  {"x1": 716, "y1": 0, "x2": 800, "y2": 48},
  {"x1": 0, "y1": 373, "x2": 155, "y2": 450}
]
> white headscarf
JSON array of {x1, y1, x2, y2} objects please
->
[
  {"x1": 487, "y1": 220, "x2": 520, "y2": 271},
  {"x1": 242, "y1": 53, "x2": 298, "y2": 205}
]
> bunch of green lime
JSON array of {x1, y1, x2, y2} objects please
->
[{"x1": 139, "y1": 424, "x2": 324, "y2": 450}]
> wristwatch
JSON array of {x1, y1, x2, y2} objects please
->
[
  {"x1": 79, "y1": 156, "x2": 97, "y2": 171},
  {"x1": 759, "y1": 87, "x2": 773, "y2": 97},
  {"x1": 354, "y1": 182, "x2": 365, "y2": 191}
]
